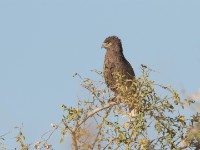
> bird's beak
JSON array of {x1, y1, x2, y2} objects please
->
[{"x1": 101, "y1": 43, "x2": 106, "y2": 49}]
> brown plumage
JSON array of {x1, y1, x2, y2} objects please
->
[{"x1": 102, "y1": 36, "x2": 135, "y2": 97}]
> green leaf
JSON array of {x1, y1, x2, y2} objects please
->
[{"x1": 60, "y1": 138, "x2": 64, "y2": 144}]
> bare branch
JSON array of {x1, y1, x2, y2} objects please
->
[{"x1": 75, "y1": 101, "x2": 117, "y2": 130}]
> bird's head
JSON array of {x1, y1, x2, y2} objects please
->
[{"x1": 101, "y1": 36, "x2": 123, "y2": 52}]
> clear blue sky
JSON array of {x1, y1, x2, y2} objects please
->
[{"x1": 0, "y1": 0, "x2": 200, "y2": 149}]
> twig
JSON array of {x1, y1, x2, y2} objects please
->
[
  {"x1": 91, "y1": 108, "x2": 112, "y2": 149},
  {"x1": 71, "y1": 100, "x2": 118, "y2": 150}
]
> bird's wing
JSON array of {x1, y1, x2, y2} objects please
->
[{"x1": 118, "y1": 57, "x2": 135, "y2": 79}]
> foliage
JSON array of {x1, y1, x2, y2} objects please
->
[
  {"x1": 1, "y1": 65, "x2": 200, "y2": 150},
  {"x1": 54, "y1": 65, "x2": 199, "y2": 150},
  {"x1": 0, "y1": 132, "x2": 8, "y2": 150},
  {"x1": 15, "y1": 126, "x2": 30, "y2": 150}
]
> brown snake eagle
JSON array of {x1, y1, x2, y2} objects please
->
[{"x1": 102, "y1": 36, "x2": 136, "y2": 111}]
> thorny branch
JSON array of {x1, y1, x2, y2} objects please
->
[{"x1": 69, "y1": 100, "x2": 117, "y2": 150}]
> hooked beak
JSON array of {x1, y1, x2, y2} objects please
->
[{"x1": 101, "y1": 43, "x2": 107, "y2": 49}]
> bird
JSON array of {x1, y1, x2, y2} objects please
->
[{"x1": 102, "y1": 36, "x2": 135, "y2": 111}]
